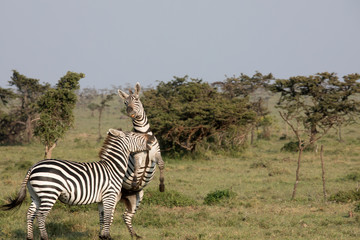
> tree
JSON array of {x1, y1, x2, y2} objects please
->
[
  {"x1": 0, "y1": 71, "x2": 50, "y2": 144},
  {"x1": 87, "y1": 93, "x2": 115, "y2": 140},
  {"x1": 9, "y1": 70, "x2": 50, "y2": 142},
  {"x1": 142, "y1": 76, "x2": 256, "y2": 154},
  {"x1": 213, "y1": 72, "x2": 274, "y2": 143},
  {"x1": 271, "y1": 72, "x2": 360, "y2": 199},
  {"x1": 34, "y1": 71, "x2": 85, "y2": 158}
]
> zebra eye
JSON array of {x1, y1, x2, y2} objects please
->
[{"x1": 124, "y1": 101, "x2": 128, "y2": 105}]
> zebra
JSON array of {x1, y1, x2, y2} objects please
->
[
  {"x1": 1, "y1": 129, "x2": 154, "y2": 240},
  {"x1": 118, "y1": 82, "x2": 165, "y2": 238}
]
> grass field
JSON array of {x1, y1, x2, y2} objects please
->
[{"x1": 1, "y1": 97, "x2": 360, "y2": 239}]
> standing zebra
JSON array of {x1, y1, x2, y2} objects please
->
[
  {"x1": 1, "y1": 129, "x2": 154, "y2": 240},
  {"x1": 118, "y1": 83, "x2": 165, "y2": 238}
]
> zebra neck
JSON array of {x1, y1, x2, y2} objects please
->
[
  {"x1": 132, "y1": 114, "x2": 151, "y2": 133},
  {"x1": 100, "y1": 145, "x2": 130, "y2": 170}
]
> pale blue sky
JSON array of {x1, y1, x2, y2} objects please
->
[{"x1": 0, "y1": 0, "x2": 359, "y2": 89}]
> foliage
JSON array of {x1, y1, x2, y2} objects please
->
[
  {"x1": 0, "y1": 88, "x2": 16, "y2": 106},
  {"x1": 142, "y1": 76, "x2": 256, "y2": 154},
  {"x1": 34, "y1": 71, "x2": 85, "y2": 157},
  {"x1": 203, "y1": 189, "x2": 236, "y2": 205}
]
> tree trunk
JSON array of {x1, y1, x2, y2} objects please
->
[
  {"x1": 292, "y1": 147, "x2": 303, "y2": 200},
  {"x1": 98, "y1": 109, "x2": 103, "y2": 140},
  {"x1": 320, "y1": 145, "x2": 327, "y2": 202},
  {"x1": 338, "y1": 125, "x2": 343, "y2": 142},
  {"x1": 250, "y1": 126, "x2": 255, "y2": 145},
  {"x1": 25, "y1": 116, "x2": 33, "y2": 143},
  {"x1": 45, "y1": 143, "x2": 57, "y2": 159}
]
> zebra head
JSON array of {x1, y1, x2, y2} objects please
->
[
  {"x1": 118, "y1": 82, "x2": 144, "y2": 120},
  {"x1": 107, "y1": 129, "x2": 154, "y2": 152}
]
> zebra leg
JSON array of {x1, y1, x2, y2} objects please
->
[
  {"x1": 156, "y1": 152, "x2": 165, "y2": 192},
  {"x1": 26, "y1": 200, "x2": 38, "y2": 240},
  {"x1": 121, "y1": 190, "x2": 144, "y2": 239},
  {"x1": 98, "y1": 202, "x2": 105, "y2": 237},
  {"x1": 99, "y1": 195, "x2": 118, "y2": 240},
  {"x1": 36, "y1": 202, "x2": 55, "y2": 240}
]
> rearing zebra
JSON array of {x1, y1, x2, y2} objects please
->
[
  {"x1": 1, "y1": 129, "x2": 154, "y2": 240},
  {"x1": 118, "y1": 82, "x2": 165, "y2": 238}
]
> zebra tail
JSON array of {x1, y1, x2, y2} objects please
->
[{"x1": 1, "y1": 168, "x2": 31, "y2": 211}]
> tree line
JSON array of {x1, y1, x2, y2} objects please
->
[{"x1": 1, "y1": 70, "x2": 360, "y2": 159}]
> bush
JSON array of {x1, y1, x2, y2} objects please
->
[
  {"x1": 203, "y1": 189, "x2": 236, "y2": 205},
  {"x1": 281, "y1": 141, "x2": 315, "y2": 152},
  {"x1": 142, "y1": 76, "x2": 256, "y2": 155},
  {"x1": 342, "y1": 172, "x2": 360, "y2": 182},
  {"x1": 328, "y1": 189, "x2": 360, "y2": 203}
]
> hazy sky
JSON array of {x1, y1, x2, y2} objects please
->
[{"x1": 1, "y1": 0, "x2": 359, "y2": 89}]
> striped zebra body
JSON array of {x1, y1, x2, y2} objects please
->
[
  {"x1": 122, "y1": 138, "x2": 160, "y2": 190},
  {"x1": 118, "y1": 83, "x2": 165, "y2": 238},
  {"x1": 2, "y1": 129, "x2": 154, "y2": 240}
]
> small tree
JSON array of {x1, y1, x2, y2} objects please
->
[
  {"x1": 271, "y1": 72, "x2": 360, "y2": 199},
  {"x1": 34, "y1": 71, "x2": 85, "y2": 158},
  {"x1": 87, "y1": 94, "x2": 115, "y2": 140}
]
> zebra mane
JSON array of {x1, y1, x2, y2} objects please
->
[{"x1": 98, "y1": 129, "x2": 124, "y2": 159}]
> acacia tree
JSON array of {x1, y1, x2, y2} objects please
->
[
  {"x1": 213, "y1": 72, "x2": 274, "y2": 143},
  {"x1": 271, "y1": 72, "x2": 360, "y2": 199},
  {"x1": 87, "y1": 93, "x2": 115, "y2": 140},
  {"x1": 34, "y1": 71, "x2": 85, "y2": 158}
]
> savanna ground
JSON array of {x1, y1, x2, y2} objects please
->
[{"x1": 1, "y1": 96, "x2": 360, "y2": 240}]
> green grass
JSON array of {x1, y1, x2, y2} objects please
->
[{"x1": 1, "y1": 97, "x2": 360, "y2": 239}]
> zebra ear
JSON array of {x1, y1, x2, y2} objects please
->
[
  {"x1": 108, "y1": 128, "x2": 126, "y2": 138},
  {"x1": 135, "y1": 82, "x2": 141, "y2": 97},
  {"x1": 118, "y1": 89, "x2": 129, "y2": 100}
]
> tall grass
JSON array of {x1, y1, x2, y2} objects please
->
[{"x1": 1, "y1": 96, "x2": 360, "y2": 239}]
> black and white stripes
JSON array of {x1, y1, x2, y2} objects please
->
[
  {"x1": 118, "y1": 82, "x2": 165, "y2": 239},
  {"x1": 2, "y1": 129, "x2": 154, "y2": 240}
]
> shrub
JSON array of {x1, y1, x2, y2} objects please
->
[
  {"x1": 203, "y1": 189, "x2": 236, "y2": 205},
  {"x1": 142, "y1": 76, "x2": 256, "y2": 155},
  {"x1": 354, "y1": 202, "x2": 360, "y2": 212},
  {"x1": 328, "y1": 189, "x2": 360, "y2": 203},
  {"x1": 342, "y1": 172, "x2": 360, "y2": 182},
  {"x1": 281, "y1": 141, "x2": 315, "y2": 152}
]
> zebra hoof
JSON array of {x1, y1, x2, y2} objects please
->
[
  {"x1": 99, "y1": 235, "x2": 112, "y2": 240},
  {"x1": 132, "y1": 233, "x2": 142, "y2": 239},
  {"x1": 159, "y1": 183, "x2": 165, "y2": 192}
]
